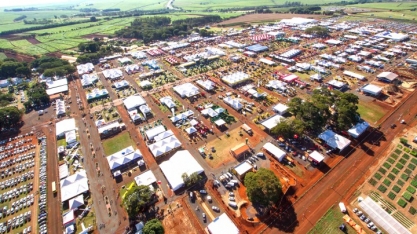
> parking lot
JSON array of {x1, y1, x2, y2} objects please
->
[{"x1": 0, "y1": 133, "x2": 41, "y2": 234}]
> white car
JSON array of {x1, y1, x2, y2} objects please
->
[{"x1": 212, "y1": 206, "x2": 220, "y2": 212}]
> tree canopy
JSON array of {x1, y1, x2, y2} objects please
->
[
  {"x1": 0, "y1": 60, "x2": 31, "y2": 78},
  {"x1": 305, "y1": 26, "x2": 329, "y2": 37},
  {"x1": 181, "y1": 172, "x2": 202, "y2": 187},
  {"x1": 0, "y1": 106, "x2": 23, "y2": 130},
  {"x1": 24, "y1": 83, "x2": 50, "y2": 108},
  {"x1": 31, "y1": 56, "x2": 75, "y2": 76},
  {"x1": 287, "y1": 89, "x2": 359, "y2": 133},
  {"x1": 143, "y1": 219, "x2": 164, "y2": 234},
  {"x1": 271, "y1": 119, "x2": 305, "y2": 138},
  {"x1": 244, "y1": 168, "x2": 282, "y2": 207},
  {"x1": 122, "y1": 185, "x2": 153, "y2": 217}
]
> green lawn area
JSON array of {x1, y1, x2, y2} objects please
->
[
  {"x1": 120, "y1": 181, "x2": 137, "y2": 200},
  {"x1": 0, "y1": 52, "x2": 7, "y2": 60},
  {"x1": 308, "y1": 205, "x2": 356, "y2": 234},
  {"x1": 349, "y1": 2, "x2": 417, "y2": 10},
  {"x1": 102, "y1": 132, "x2": 135, "y2": 155},
  {"x1": 357, "y1": 101, "x2": 387, "y2": 124}
]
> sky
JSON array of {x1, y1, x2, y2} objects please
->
[{"x1": 0, "y1": 0, "x2": 72, "y2": 8}]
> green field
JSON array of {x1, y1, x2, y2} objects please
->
[
  {"x1": 102, "y1": 132, "x2": 135, "y2": 156},
  {"x1": 0, "y1": 53, "x2": 6, "y2": 60},
  {"x1": 308, "y1": 205, "x2": 356, "y2": 234},
  {"x1": 349, "y1": 2, "x2": 417, "y2": 10},
  {"x1": 357, "y1": 11, "x2": 417, "y2": 21},
  {"x1": 174, "y1": 0, "x2": 349, "y2": 10},
  {"x1": 357, "y1": 101, "x2": 387, "y2": 124}
]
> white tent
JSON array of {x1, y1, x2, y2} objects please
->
[
  {"x1": 309, "y1": 151, "x2": 325, "y2": 163},
  {"x1": 60, "y1": 170, "x2": 89, "y2": 202},
  {"x1": 154, "y1": 130, "x2": 174, "y2": 142},
  {"x1": 106, "y1": 146, "x2": 143, "y2": 171},
  {"x1": 140, "y1": 80, "x2": 152, "y2": 88},
  {"x1": 266, "y1": 80, "x2": 287, "y2": 91},
  {"x1": 139, "y1": 105, "x2": 151, "y2": 116},
  {"x1": 185, "y1": 127, "x2": 197, "y2": 135},
  {"x1": 123, "y1": 95, "x2": 146, "y2": 111},
  {"x1": 148, "y1": 135, "x2": 182, "y2": 158},
  {"x1": 103, "y1": 69, "x2": 123, "y2": 79},
  {"x1": 173, "y1": 83, "x2": 200, "y2": 98},
  {"x1": 56, "y1": 118, "x2": 76, "y2": 137},
  {"x1": 215, "y1": 119, "x2": 226, "y2": 126},
  {"x1": 59, "y1": 164, "x2": 69, "y2": 180},
  {"x1": 319, "y1": 130, "x2": 351, "y2": 151},
  {"x1": 68, "y1": 194, "x2": 84, "y2": 210},
  {"x1": 77, "y1": 63, "x2": 94, "y2": 75},
  {"x1": 272, "y1": 103, "x2": 288, "y2": 115},
  {"x1": 114, "y1": 80, "x2": 130, "y2": 89},
  {"x1": 81, "y1": 73, "x2": 98, "y2": 87},
  {"x1": 196, "y1": 80, "x2": 215, "y2": 91},
  {"x1": 234, "y1": 162, "x2": 253, "y2": 177},
  {"x1": 134, "y1": 170, "x2": 157, "y2": 186},
  {"x1": 221, "y1": 72, "x2": 250, "y2": 86},
  {"x1": 170, "y1": 110, "x2": 194, "y2": 123},
  {"x1": 201, "y1": 108, "x2": 218, "y2": 117},
  {"x1": 160, "y1": 96, "x2": 176, "y2": 108},
  {"x1": 86, "y1": 88, "x2": 108, "y2": 101},
  {"x1": 263, "y1": 143, "x2": 286, "y2": 162},
  {"x1": 261, "y1": 115, "x2": 283, "y2": 130},
  {"x1": 207, "y1": 213, "x2": 239, "y2": 234},
  {"x1": 56, "y1": 99, "x2": 66, "y2": 116},
  {"x1": 190, "y1": 119, "x2": 199, "y2": 126},
  {"x1": 159, "y1": 150, "x2": 204, "y2": 191},
  {"x1": 223, "y1": 96, "x2": 243, "y2": 110},
  {"x1": 145, "y1": 125, "x2": 166, "y2": 140},
  {"x1": 65, "y1": 130, "x2": 76, "y2": 144},
  {"x1": 348, "y1": 122, "x2": 370, "y2": 138},
  {"x1": 62, "y1": 210, "x2": 75, "y2": 226}
]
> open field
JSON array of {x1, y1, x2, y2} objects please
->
[
  {"x1": 357, "y1": 101, "x2": 387, "y2": 124},
  {"x1": 308, "y1": 205, "x2": 357, "y2": 234},
  {"x1": 174, "y1": 0, "x2": 348, "y2": 10},
  {"x1": 102, "y1": 131, "x2": 135, "y2": 155},
  {"x1": 349, "y1": 2, "x2": 417, "y2": 10},
  {"x1": 357, "y1": 11, "x2": 417, "y2": 21},
  {"x1": 219, "y1": 13, "x2": 325, "y2": 25}
]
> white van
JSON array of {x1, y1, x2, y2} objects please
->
[
  {"x1": 226, "y1": 173, "x2": 233, "y2": 179},
  {"x1": 230, "y1": 180, "x2": 239, "y2": 185},
  {"x1": 228, "y1": 201, "x2": 237, "y2": 208},
  {"x1": 339, "y1": 202, "x2": 346, "y2": 213}
]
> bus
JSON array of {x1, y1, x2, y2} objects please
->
[{"x1": 52, "y1": 181, "x2": 57, "y2": 195}]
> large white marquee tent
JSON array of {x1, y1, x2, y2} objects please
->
[
  {"x1": 148, "y1": 135, "x2": 182, "y2": 158},
  {"x1": 60, "y1": 170, "x2": 89, "y2": 202},
  {"x1": 159, "y1": 150, "x2": 204, "y2": 191},
  {"x1": 173, "y1": 83, "x2": 200, "y2": 98},
  {"x1": 106, "y1": 146, "x2": 143, "y2": 171}
]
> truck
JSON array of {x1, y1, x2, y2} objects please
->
[
  {"x1": 339, "y1": 202, "x2": 347, "y2": 213},
  {"x1": 241, "y1": 124, "x2": 253, "y2": 136}
]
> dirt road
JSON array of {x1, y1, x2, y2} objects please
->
[{"x1": 263, "y1": 90, "x2": 417, "y2": 234}]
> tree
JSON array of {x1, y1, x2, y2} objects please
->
[
  {"x1": 305, "y1": 26, "x2": 329, "y2": 37},
  {"x1": 123, "y1": 185, "x2": 153, "y2": 217},
  {"x1": 143, "y1": 219, "x2": 164, "y2": 234},
  {"x1": 0, "y1": 106, "x2": 23, "y2": 130},
  {"x1": 16, "y1": 66, "x2": 31, "y2": 77},
  {"x1": 90, "y1": 16, "x2": 97, "y2": 22},
  {"x1": 271, "y1": 119, "x2": 295, "y2": 139},
  {"x1": 244, "y1": 168, "x2": 282, "y2": 207}
]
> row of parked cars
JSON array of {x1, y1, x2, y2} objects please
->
[
  {"x1": 38, "y1": 137, "x2": 48, "y2": 234},
  {"x1": 1, "y1": 193, "x2": 34, "y2": 218},
  {"x1": 353, "y1": 208, "x2": 382, "y2": 233},
  {"x1": 0, "y1": 171, "x2": 34, "y2": 189},
  {"x1": 0, "y1": 138, "x2": 32, "y2": 151},
  {"x1": 2, "y1": 211, "x2": 32, "y2": 232},
  {"x1": 0, "y1": 160, "x2": 35, "y2": 175},
  {"x1": 0, "y1": 182, "x2": 33, "y2": 203},
  {"x1": 0, "y1": 152, "x2": 35, "y2": 169}
]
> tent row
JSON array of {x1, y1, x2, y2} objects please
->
[
  {"x1": 148, "y1": 135, "x2": 182, "y2": 158},
  {"x1": 106, "y1": 146, "x2": 143, "y2": 171}
]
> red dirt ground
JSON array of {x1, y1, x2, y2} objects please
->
[
  {"x1": 2, "y1": 50, "x2": 35, "y2": 62},
  {"x1": 27, "y1": 38, "x2": 41, "y2": 45},
  {"x1": 219, "y1": 13, "x2": 324, "y2": 25}
]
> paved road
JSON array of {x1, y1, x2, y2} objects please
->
[{"x1": 263, "y1": 89, "x2": 417, "y2": 234}]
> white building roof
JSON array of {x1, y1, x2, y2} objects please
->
[
  {"x1": 359, "y1": 197, "x2": 411, "y2": 234},
  {"x1": 45, "y1": 79, "x2": 68, "y2": 89},
  {"x1": 160, "y1": 96, "x2": 176, "y2": 108},
  {"x1": 343, "y1": 71, "x2": 365, "y2": 80},
  {"x1": 123, "y1": 95, "x2": 146, "y2": 110},
  {"x1": 56, "y1": 99, "x2": 66, "y2": 116},
  {"x1": 148, "y1": 135, "x2": 182, "y2": 157},
  {"x1": 280, "y1": 17, "x2": 317, "y2": 26},
  {"x1": 103, "y1": 69, "x2": 123, "y2": 79},
  {"x1": 327, "y1": 80, "x2": 345, "y2": 89},
  {"x1": 361, "y1": 84, "x2": 382, "y2": 96},
  {"x1": 62, "y1": 210, "x2": 75, "y2": 225},
  {"x1": 207, "y1": 213, "x2": 239, "y2": 234},
  {"x1": 77, "y1": 63, "x2": 94, "y2": 75},
  {"x1": 68, "y1": 194, "x2": 84, "y2": 210},
  {"x1": 173, "y1": 83, "x2": 200, "y2": 98},
  {"x1": 223, "y1": 97, "x2": 243, "y2": 110},
  {"x1": 348, "y1": 121, "x2": 370, "y2": 138},
  {"x1": 139, "y1": 80, "x2": 152, "y2": 88},
  {"x1": 81, "y1": 73, "x2": 99, "y2": 87},
  {"x1": 234, "y1": 162, "x2": 253, "y2": 176},
  {"x1": 196, "y1": 79, "x2": 215, "y2": 91},
  {"x1": 46, "y1": 85, "x2": 68, "y2": 95},
  {"x1": 106, "y1": 146, "x2": 142, "y2": 171},
  {"x1": 60, "y1": 170, "x2": 89, "y2": 202},
  {"x1": 97, "y1": 122, "x2": 121, "y2": 134},
  {"x1": 309, "y1": 150, "x2": 325, "y2": 163},
  {"x1": 56, "y1": 118, "x2": 76, "y2": 137},
  {"x1": 134, "y1": 170, "x2": 157, "y2": 186},
  {"x1": 222, "y1": 72, "x2": 250, "y2": 86},
  {"x1": 145, "y1": 125, "x2": 166, "y2": 140},
  {"x1": 114, "y1": 80, "x2": 130, "y2": 89},
  {"x1": 59, "y1": 164, "x2": 69, "y2": 180},
  {"x1": 263, "y1": 143, "x2": 286, "y2": 162},
  {"x1": 272, "y1": 103, "x2": 288, "y2": 114},
  {"x1": 377, "y1": 71, "x2": 398, "y2": 81},
  {"x1": 154, "y1": 130, "x2": 174, "y2": 142},
  {"x1": 159, "y1": 150, "x2": 204, "y2": 191},
  {"x1": 170, "y1": 110, "x2": 194, "y2": 123},
  {"x1": 261, "y1": 115, "x2": 283, "y2": 130},
  {"x1": 318, "y1": 130, "x2": 351, "y2": 151},
  {"x1": 65, "y1": 130, "x2": 76, "y2": 144},
  {"x1": 86, "y1": 88, "x2": 108, "y2": 100},
  {"x1": 326, "y1": 39, "x2": 342, "y2": 45},
  {"x1": 259, "y1": 58, "x2": 275, "y2": 65}
]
